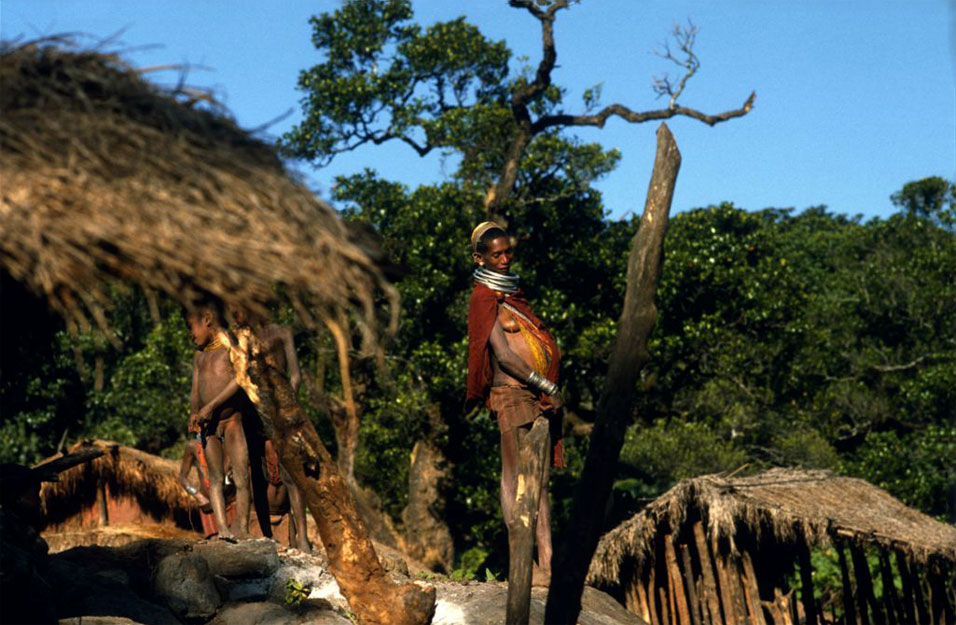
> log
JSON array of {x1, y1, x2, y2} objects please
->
[
  {"x1": 837, "y1": 542, "x2": 857, "y2": 625},
  {"x1": 665, "y1": 535, "x2": 691, "y2": 625},
  {"x1": 680, "y1": 542, "x2": 704, "y2": 625},
  {"x1": 237, "y1": 336, "x2": 435, "y2": 625},
  {"x1": 895, "y1": 552, "x2": 919, "y2": 625},
  {"x1": 692, "y1": 522, "x2": 723, "y2": 625},
  {"x1": 850, "y1": 543, "x2": 884, "y2": 625},
  {"x1": 545, "y1": 122, "x2": 680, "y2": 625},
  {"x1": 504, "y1": 416, "x2": 550, "y2": 625},
  {"x1": 796, "y1": 536, "x2": 818, "y2": 625},
  {"x1": 740, "y1": 550, "x2": 767, "y2": 625}
]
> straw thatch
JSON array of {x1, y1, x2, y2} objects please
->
[
  {"x1": 0, "y1": 41, "x2": 396, "y2": 346},
  {"x1": 588, "y1": 467, "x2": 956, "y2": 587},
  {"x1": 39, "y1": 439, "x2": 194, "y2": 528}
]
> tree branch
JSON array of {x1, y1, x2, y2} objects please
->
[{"x1": 533, "y1": 91, "x2": 756, "y2": 132}]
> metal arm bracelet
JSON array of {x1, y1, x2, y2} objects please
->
[{"x1": 527, "y1": 371, "x2": 558, "y2": 396}]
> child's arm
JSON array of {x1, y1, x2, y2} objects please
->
[
  {"x1": 188, "y1": 352, "x2": 201, "y2": 430},
  {"x1": 197, "y1": 379, "x2": 240, "y2": 423}
]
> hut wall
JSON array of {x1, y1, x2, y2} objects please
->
[{"x1": 44, "y1": 489, "x2": 200, "y2": 534}]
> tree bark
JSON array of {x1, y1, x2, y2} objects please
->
[
  {"x1": 505, "y1": 416, "x2": 551, "y2": 625},
  {"x1": 232, "y1": 331, "x2": 436, "y2": 625},
  {"x1": 544, "y1": 122, "x2": 681, "y2": 624}
]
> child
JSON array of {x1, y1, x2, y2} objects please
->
[{"x1": 185, "y1": 302, "x2": 253, "y2": 539}]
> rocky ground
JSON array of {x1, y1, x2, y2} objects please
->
[{"x1": 37, "y1": 536, "x2": 644, "y2": 625}]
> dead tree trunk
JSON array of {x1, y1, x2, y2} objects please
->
[
  {"x1": 505, "y1": 415, "x2": 551, "y2": 625},
  {"x1": 545, "y1": 122, "x2": 681, "y2": 625},
  {"x1": 232, "y1": 331, "x2": 436, "y2": 625}
]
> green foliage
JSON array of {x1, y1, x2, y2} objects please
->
[{"x1": 284, "y1": 578, "x2": 313, "y2": 607}]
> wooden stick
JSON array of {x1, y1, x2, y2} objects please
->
[
  {"x1": 716, "y1": 548, "x2": 747, "y2": 625},
  {"x1": 877, "y1": 552, "x2": 900, "y2": 625},
  {"x1": 850, "y1": 543, "x2": 884, "y2": 625},
  {"x1": 837, "y1": 541, "x2": 857, "y2": 625},
  {"x1": 928, "y1": 566, "x2": 954, "y2": 625},
  {"x1": 894, "y1": 552, "x2": 918, "y2": 625},
  {"x1": 649, "y1": 560, "x2": 660, "y2": 625},
  {"x1": 637, "y1": 570, "x2": 653, "y2": 625},
  {"x1": 796, "y1": 536, "x2": 818, "y2": 625},
  {"x1": 665, "y1": 535, "x2": 692, "y2": 625},
  {"x1": 740, "y1": 550, "x2": 767, "y2": 625},
  {"x1": 660, "y1": 584, "x2": 673, "y2": 625},
  {"x1": 95, "y1": 479, "x2": 109, "y2": 527},
  {"x1": 680, "y1": 542, "x2": 704, "y2": 625},
  {"x1": 692, "y1": 522, "x2": 723, "y2": 625}
]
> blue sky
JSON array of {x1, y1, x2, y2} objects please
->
[{"x1": 4, "y1": 1, "x2": 954, "y2": 220}]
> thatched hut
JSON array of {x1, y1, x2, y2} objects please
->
[
  {"x1": 588, "y1": 468, "x2": 956, "y2": 625},
  {"x1": 39, "y1": 440, "x2": 201, "y2": 542},
  {"x1": 0, "y1": 40, "x2": 395, "y2": 342}
]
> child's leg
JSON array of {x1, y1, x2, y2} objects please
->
[
  {"x1": 203, "y1": 435, "x2": 234, "y2": 539},
  {"x1": 280, "y1": 463, "x2": 311, "y2": 552},
  {"x1": 222, "y1": 417, "x2": 252, "y2": 537}
]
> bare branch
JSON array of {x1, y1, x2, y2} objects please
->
[
  {"x1": 509, "y1": 0, "x2": 571, "y2": 108},
  {"x1": 652, "y1": 20, "x2": 700, "y2": 108},
  {"x1": 533, "y1": 91, "x2": 755, "y2": 131}
]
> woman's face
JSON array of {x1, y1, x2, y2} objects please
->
[{"x1": 475, "y1": 236, "x2": 514, "y2": 274}]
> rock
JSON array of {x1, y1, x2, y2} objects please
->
[
  {"x1": 152, "y1": 552, "x2": 221, "y2": 619},
  {"x1": 214, "y1": 574, "x2": 272, "y2": 602},
  {"x1": 191, "y1": 537, "x2": 280, "y2": 578},
  {"x1": 431, "y1": 582, "x2": 646, "y2": 625},
  {"x1": 207, "y1": 601, "x2": 351, "y2": 625},
  {"x1": 49, "y1": 560, "x2": 180, "y2": 625}
]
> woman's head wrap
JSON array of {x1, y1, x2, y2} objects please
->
[{"x1": 470, "y1": 221, "x2": 505, "y2": 251}]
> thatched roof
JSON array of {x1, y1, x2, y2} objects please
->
[
  {"x1": 39, "y1": 439, "x2": 194, "y2": 527},
  {"x1": 588, "y1": 468, "x2": 956, "y2": 587},
  {"x1": 0, "y1": 42, "x2": 395, "y2": 345}
]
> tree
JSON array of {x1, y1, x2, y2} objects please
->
[
  {"x1": 890, "y1": 175, "x2": 955, "y2": 225},
  {"x1": 283, "y1": 0, "x2": 754, "y2": 216}
]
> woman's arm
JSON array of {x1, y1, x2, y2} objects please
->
[
  {"x1": 488, "y1": 320, "x2": 534, "y2": 380},
  {"x1": 488, "y1": 320, "x2": 559, "y2": 398}
]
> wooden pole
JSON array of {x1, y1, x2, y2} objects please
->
[
  {"x1": 679, "y1": 542, "x2": 704, "y2": 625},
  {"x1": 649, "y1": 560, "x2": 661, "y2": 625},
  {"x1": 639, "y1": 575, "x2": 653, "y2": 625},
  {"x1": 928, "y1": 565, "x2": 954, "y2": 625},
  {"x1": 665, "y1": 535, "x2": 692, "y2": 625},
  {"x1": 545, "y1": 122, "x2": 681, "y2": 625},
  {"x1": 95, "y1": 479, "x2": 109, "y2": 527},
  {"x1": 660, "y1": 584, "x2": 673, "y2": 625},
  {"x1": 850, "y1": 543, "x2": 884, "y2": 625},
  {"x1": 740, "y1": 550, "x2": 767, "y2": 625},
  {"x1": 837, "y1": 542, "x2": 857, "y2": 625},
  {"x1": 504, "y1": 416, "x2": 550, "y2": 625},
  {"x1": 692, "y1": 522, "x2": 723, "y2": 625},
  {"x1": 796, "y1": 536, "x2": 819, "y2": 625},
  {"x1": 894, "y1": 552, "x2": 918, "y2": 625},
  {"x1": 877, "y1": 552, "x2": 900, "y2": 625},
  {"x1": 714, "y1": 546, "x2": 747, "y2": 625}
]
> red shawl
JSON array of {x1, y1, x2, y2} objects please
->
[{"x1": 466, "y1": 282, "x2": 564, "y2": 466}]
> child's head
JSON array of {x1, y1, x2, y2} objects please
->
[{"x1": 183, "y1": 297, "x2": 224, "y2": 349}]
